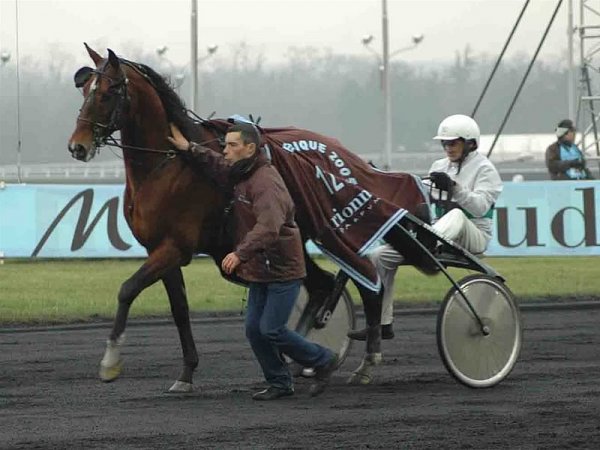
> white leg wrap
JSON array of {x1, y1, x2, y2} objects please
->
[
  {"x1": 168, "y1": 380, "x2": 194, "y2": 393},
  {"x1": 99, "y1": 334, "x2": 125, "y2": 382},
  {"x1": 347, "y1": 353, "x2": 383, "y2": 385}
]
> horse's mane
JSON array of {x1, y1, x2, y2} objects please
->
[{"x1": 121, "y1": 59, "x2": 201, "y2": 139}]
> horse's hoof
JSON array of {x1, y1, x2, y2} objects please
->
[
  {"x1": 347, "y1": 372, "x2": 372, "y2": 385},
  {"x1": 346, "y1": 353, "x2": 382, "y2": 385},
  {"x1": 168, "y1": 380, "x2": 194, "y2": 393},
  {"x1": 99, "y1": 360, "x2": 122, "y2": 382}
]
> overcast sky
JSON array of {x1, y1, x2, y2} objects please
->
[{"x1": 0, "y1": 0, "x2": 578, "y2": 70}]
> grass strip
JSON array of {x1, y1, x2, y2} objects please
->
[{"x1": 0, "y1": 256, "x2": 597, "y2": 324}]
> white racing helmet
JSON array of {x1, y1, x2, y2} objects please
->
[{"x1": 433, "y1": 114, "x2": 480, "y2": 149}]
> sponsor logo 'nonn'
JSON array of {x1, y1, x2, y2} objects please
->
[{"x1": 330, "y1": 190, "x2": 372, "y2": 229}]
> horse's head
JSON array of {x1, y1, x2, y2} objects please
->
[{"x1": 68, "y1": 44, "x2": 129, "y2": 162}]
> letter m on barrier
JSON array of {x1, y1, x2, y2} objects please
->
[{"x1": 32, "y1": 188, "x2": 131, "y2": 257}]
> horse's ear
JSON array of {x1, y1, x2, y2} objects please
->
[
  {"x1": 84, "y1": 42, "x2": 103, "y2": 65},
  {"x1": 107, "y1": 49, "x2": 120, "y2": 69}
]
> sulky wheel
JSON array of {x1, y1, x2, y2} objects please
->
[
  {"x1": 436, "y1": 274, "x2": 522, "y2": 388},
  {"x1": 287, "y1": 284, "x2": 355, "y2": 372}
]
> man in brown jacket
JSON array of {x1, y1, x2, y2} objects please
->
[
  {"x1": 545, "y1": 119, "x2": 593, "y2": 180},
  {"x1": 168, "y1": 122, "x2": 337, "y2": 400}
]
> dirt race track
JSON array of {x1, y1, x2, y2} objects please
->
[{"x1": 2, "y1": 305, "x2": 600, "y2": 449}]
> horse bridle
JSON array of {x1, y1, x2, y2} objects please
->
[
  {"x1": 76, "y1": 60, "x2": 223, "y2": 157},
  {"x1": 76, "y1": 60, "x2": 130, "y2": 150}
]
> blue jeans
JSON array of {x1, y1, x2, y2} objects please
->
[{"x1": 245, "y1": 279, "x2": 333, "y2": 389}]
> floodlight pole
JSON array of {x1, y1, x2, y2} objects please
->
[
  {"x1": 371, "y1": 1, "x2": 423, "y2": 169},
  {"x1": 381, "y1": 0, "x2": 393, "y2": 170},
  {"x1": 567, "y1": 0, "x2": 575, "y2": 120},
  {"x1": 191, "y1": 0, "x2": 199, "y2": 112}
]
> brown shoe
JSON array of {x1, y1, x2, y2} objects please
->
[
  {"x1": 347, "y1": 324, "x2": 394, "y2": 341},
  {"x1": 309, "y1": 353, "x2": 338, "y2": 397}
]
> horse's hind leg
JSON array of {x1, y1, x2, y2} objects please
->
[
  {"x1": 348, "y1": 283, "x2": 383, "y2": 385},
  {"x1": 303, "y1": 250, "x2": 335, "y2": 296},
  {"x1": 100, "y1": 244, "x2": 182, "y2": 382},
  {"x1": 162, "y1": 267, "x2": 199, "y2": 393}
]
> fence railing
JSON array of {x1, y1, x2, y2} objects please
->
[
  {"x1": 0, "y1": 161, "x2": 126, "y2": 184},
  {"x1": 0, "y1": 153, "x2": 551, "y2": 184}
]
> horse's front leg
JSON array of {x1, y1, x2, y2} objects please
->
[
  {"x1": 99, "y1": 244, "x2": 182, "y2": 382},
  {"x1": 348, "y1": 284, "x2": 383, "y2": 385},
  {"x1": 162, "y1": 267, "x2": 199, "y2": 393}
]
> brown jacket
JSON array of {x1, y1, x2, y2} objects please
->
[
  {"x1": 188, "y1": 144, "x2": 306, "y2": 282},
  {"x1": 545, "y1": 141, "x2": 593, "y2": 180}
]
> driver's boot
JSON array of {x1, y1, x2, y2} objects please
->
[{"x1": 347, "y1": 325, "x2": 382, "y2": 385}]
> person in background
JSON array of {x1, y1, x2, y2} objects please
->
[
  {"x1": 348, "y1": 114, "x2": 502, "y2": 341},
  {"x1": 546, "y1": 119, "x2": 593, "y2": 180},
  {"x1": 168, "y1": 122, "x2": 337, "y2": 400}
]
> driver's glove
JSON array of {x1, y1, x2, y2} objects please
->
[{"x1": 429, "y1": 172, "x2": 455, "y2": 191}]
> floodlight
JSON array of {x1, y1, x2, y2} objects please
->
[{"x1": 412, "y1": 34, "x2": 424, "y2": 45}]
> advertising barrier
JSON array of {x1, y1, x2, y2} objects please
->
[{"x1": 0, "y1": 182, "x2": 599, "y2": 258}]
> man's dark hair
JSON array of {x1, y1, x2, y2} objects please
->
[
  {"x1": 557, "y1": 119, "x2": 575, "y2": 130},
  {"x1": 228, "y1": 123, "x2": 260, "y2": 148}
]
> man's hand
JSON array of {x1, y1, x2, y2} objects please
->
[
  {"x1": 167, "y1": 123, "x2": 190, "y2": 151},
  {"x1": 221, "y1": 252, "x2": 241, "y2": 275},
  {"x1": 570, "y1": 159, "x2": 584, "y2": 169},
  {"x1": 429, "y1": 172, "x2": 455, "y2": 191}
]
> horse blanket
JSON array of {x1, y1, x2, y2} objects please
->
[{"x1": 208, "y1": 120, "x2": 428, "y2": 291}]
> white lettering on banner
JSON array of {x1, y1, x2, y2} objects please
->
[
  {"x1": 283, "y1": 140, "x2": 358, "y2": 185},
  {"x1": 328, "y1": 151, "x2": 358, "y2": 185},
  {"x1": 330, "y1": 190, "x2": 373, "y2": 231},
  {"x1": 282, "y1": 140, "x2": 327, "y2": 154},
  {"x1": 315, "y1": 166, "x2": 345, "y2": 195}
]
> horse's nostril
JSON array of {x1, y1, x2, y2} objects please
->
[{"x1": 68, "y1": 142, "x2": 87, "y2": 159}]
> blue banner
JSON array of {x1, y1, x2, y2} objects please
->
[
  {"x1": 0, "y1": 182, "x2": 599, "y2": 258},
  {"x1": 488, "y1": 181, "x2": 600, "y2": 256},
  {"x1": 0, "y1": 184, "x2": 145, "y2": 258}
]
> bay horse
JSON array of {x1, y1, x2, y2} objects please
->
[{"x1": 68, "y1": 45, "x2": 428, "y2": 392}]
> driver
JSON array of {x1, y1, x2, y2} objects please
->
[{"x1": 348, "y1": 114, "x2": 503, "y2": 341}]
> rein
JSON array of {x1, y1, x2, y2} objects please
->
[{"x1": 106, "y1": 135, "x2": 223, "y2": 155}]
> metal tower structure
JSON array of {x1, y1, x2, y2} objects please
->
[{"x1": 576, "y1": 0, "x2": 600, "y2": 159}]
